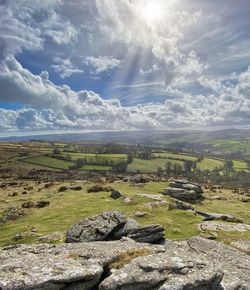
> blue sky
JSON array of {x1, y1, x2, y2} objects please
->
[{"x1": 0, "y1": 0, "x2": 250, "y2": 133}]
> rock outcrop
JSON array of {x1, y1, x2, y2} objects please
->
[
  {"x1": 196, "y1": 211, "x2": 243, "y2": 223},
  {"x1": 66, "y1": 211, "x2": 165, "y2": 244},
  {"x1": 199, "y1": 221, "x2": 250, "y2": 232},
  {"x1": 1, "y1": 237, "x2": 249, "y2": 290},
  {"x1": 164, "y1": 180, "x2": 204, "y2": 202}
]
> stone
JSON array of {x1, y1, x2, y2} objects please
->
[
  {"x1": 143, "y1": 201, "x2": 167, "y2": 209},
  {"x1": 137, "y1": 193, "x2": 164, "y2": 201},
  {"x1": 134, "y1": 211, "x2": 147, "y2": 217},
  {"x1": 110, "y1": 190, "x2": 123, "y2": 199},
  {"x1": 113, "y1": 218, "x2": 140, "y2": 238},
  {"x1": 241, "y1": 197, "x2": 250, "y2": 202},
  {"x1": 100, "y1": 244, "x2": 223, "y2": 290},
  {"x1": 165, "y1": 188, "x2": 199, "y2": 202},
  {"x1": 66, "y1": 211, "x2": 164, "y2": 245},
  {"x1": 195, "y1": 211, "x2": 243, "y2": 223},
  {"x1": 165, "y1": 180, "x2": 204, "y2": 203},
  {"x1": 66, "y1": 211, "x2": 127, "y2": 243},
  {"x1": 70, "y1": 186, "x2": 83, "y2": 191},
  {"x1": 22, "y1": 201, "x2": 35, "y2": 208},
  {"x1": 8, "y1": 192, "x2": 18, "y2": 197},
  {"x1": 185, "y1": 237, "x2": 250, "y2": 289},
  {"x1": 127, "y1": 225, "x2": 165, "y2": 244},
  {"x1": 35, "y1": 200, "x2": 50, "y2": 208},
  {"x1": 168, "y1": 199, "x2": 194, "y2": 211},
  {"x1": 230, "y1": 240, "x2": 250, "y2": 254},
  {"x1": 199, "y1": 221, "x2": 250, "y2": 232},
  {"x1": 37, "y1": 232, "x2": 66, "y2": 243},
  {"x1": 87, "y1": 185, "x2": 113, "y2": 193},
  {"x1": 1, "y1": 207, "x2": 24, "y2": 223},
  {"x1": 58, "y1": 186, "x2": 68, "y2": 192},
  {"x1": 0, "y1": 240, "x2": 162, "y2": 290},
  {"x1": 0, "y1": 237, "x2": 250, "y2": 289},
  {"x1": 123, "y1": 197, "x2": 132, "y2": 204}
]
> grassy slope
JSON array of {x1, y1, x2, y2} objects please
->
[
  {"x1": 1, "y1": 181, "x2": 249, "y2": 247},
  {"x1": 128, "y1": 158, "x2": 184, "y2": 173},
  {"x1": 197, "y1": 158, "x2": 224, "y2": 171}
]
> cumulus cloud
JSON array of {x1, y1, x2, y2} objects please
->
[
  {"x1": 85, "y1": 56, "x2": 122, "y2": 74},
  {"x1": 0, "y1": 57, "x2": 250, "y2": 132},
  {"x1": 51, "y1": 57, "x2": 84, "y2": 78}
]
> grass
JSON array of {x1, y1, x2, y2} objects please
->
[
  {"x1": 153, "y1": 152, "x2": 197, "y2": 161},
  {"x1": 0, "y1": 181, "x2": 249, "y2": 247},
  {"x1": 128, "y1": 158, "x2": 184, "y2": 173},
  {"x1": 80, "y1": 165, "x2": 112, "y2": 171},
  {"x1": 233, "y1": 160, "x2": 249, "y2": 171},
  {"x1": 22, "y1": 156, "x2": 73, "y2": 170},
  {"x1": 197, "y1": 157, "x2": 224, "y2": 171}
]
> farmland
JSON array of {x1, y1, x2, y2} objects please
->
[{"x1": 0, "y1": 141, "x2": 248, "y2": 174}]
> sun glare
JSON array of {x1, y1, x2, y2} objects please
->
[{"x1": 143, "y1": 2, "x2": 162, "y2": 24}]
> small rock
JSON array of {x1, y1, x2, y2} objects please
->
[
  {"x1": 70, "y1": 186, "x2": 83, "y2": 191},
  {"x1": 35, "y1": 201, "x2": 50, "y2": 208},
  {"x1": 168, "y1": 199, "x2": 194, "y2": 211},
  {"x1": 8, "y1": 192, "x2": 18, "y2": 197},
  {"x1": 1, "y1": 207, "x2": 24, "y2": 223},
  {"x1": 37, "y1": 232, "x2": 65, "y2": 243},
  {"x1": 87, "y1": 185, "x2": 113, "y2": 193},
  {"x1": 58, "y1": 186, "x2": 68, "y2": 192},
  {"x1": 134, "y1": 211, "x2": 147, "y2": 217},
  {"x1": 123, "y1": 197, "x2": 132, "y2": 204},
  {"x1": 12, "y1": 233, "x2": 23, "y2": 241},
  {"x1": 143, "y1": 201, "x2": 167, "y2": 209},
  {"x1": 22, "y1": 201, "x2": 35, "y2": 208},
  {"x1": 110, "y1": 190, "x2": 123, "y2": 199}
]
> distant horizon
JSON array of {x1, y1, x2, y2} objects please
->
[{"x1": 1, "y1": 126, "x2": 250, "y2": 140}]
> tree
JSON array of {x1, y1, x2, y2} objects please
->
[
  {"x1": 127, "y1": 152, "x2": 134, "y2": 164},
  {"x1": 165, "y1": 161, "x2": 173, "y2": 173},
  {"x1": 112, "y1": 161, "x2": 128, "y2": 172},
  {"x1": 184, "y1": 160, "x2": 193, "y2": 173}
]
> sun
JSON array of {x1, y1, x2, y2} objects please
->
[{"x1": 142, "y1": 2, "x2": 162, "y2": 24}]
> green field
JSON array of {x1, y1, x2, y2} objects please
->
[
  {"x1": 153, "y1": 152, "x2": 197, "y2": 161},
  {"x1": 128, "y1": 158, "x2": 184, "y2": 173},
  {"x1": 197, "y1": 157, "x2": 224, "y2": 171},
  {"x1": 233, "y1": 160, "x2": 249, "y2": 171},
  {"x1": 205, "y1": 138, "x2": 250, "y2": 158},
  {"x1": 80, "y1": 165, "x2": 112, "y2": 171},
  {"x1": 66, "y1": 152, "x2": 127, "y2": 162},
  {"x1": 23, "y1": 156, "x2": 73, "y2": 169}
]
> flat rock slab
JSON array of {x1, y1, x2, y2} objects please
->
[
  {"x1": 100, "y1": 251, "x2": 223, "y2": 290},
  {"x1": 137, "y1": 193, "x2": 164, "y2": 201},
  {"x1": 0, "y1": 240, "x2": 162, "y2": 290},
  {"x1": 230, "y1": 240, "x2": 250, "y2": 254},
  {"x1": 0, "y1": 237, "x2": 249, "y2": 290},
  {"x1": 199, "y1": 221, "x2": 250, "y2": 232}
]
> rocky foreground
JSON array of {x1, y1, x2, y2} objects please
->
[{"x1": 0, "y1": 236, "x2": 249, "y2": 290}]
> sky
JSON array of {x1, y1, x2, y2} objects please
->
[{"x1": 0, "y1": 0, "x2": 250, "y2": 134}]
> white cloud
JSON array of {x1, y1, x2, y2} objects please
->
[
  {"x1": 0, "y1": 5, "x2": 43, "y2": 58},
  {"x1": 0, "y1": 57, "x2": 250, "y2": 132},
  {"x1": 85, "y1": 56, "x2": 122, "y2": 74},
  {"x1": 51, "y1": 57, "x2": 84, "y2": 78}
]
